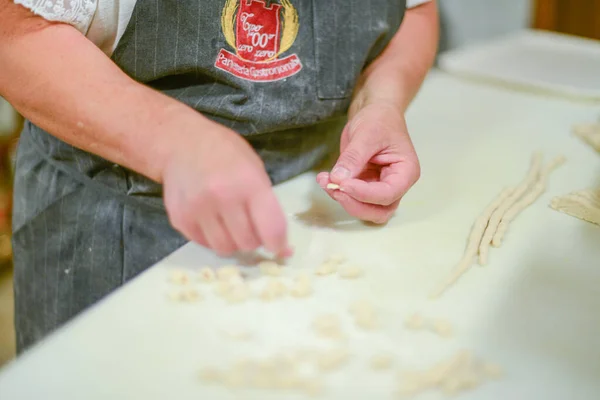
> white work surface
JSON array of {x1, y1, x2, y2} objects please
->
[
  {"x1": 1, "y1": 70, "x2": 600, "y2": 399},
  {"x1": 438, "y1": 29, "x2": 600, "y2": 101}
]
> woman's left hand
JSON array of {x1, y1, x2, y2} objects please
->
[{"x1": 317, "y1": 101, "x2": 420, "y2": 224}]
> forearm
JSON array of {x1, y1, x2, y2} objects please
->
[
  {"x1": 0, "y1": 2, "x2": 217, "y2": 183},
  {"x1": 350, "y1": 1, "x2": 439, "y2": 116}
]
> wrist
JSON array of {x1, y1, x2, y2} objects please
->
[{"x1": 121, "y1": 85, "x2": 224, "y2": 183}]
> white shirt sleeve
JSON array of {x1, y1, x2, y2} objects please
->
[
  {"x1": 407, "y1": 0, "x2": 431, "y2": 8},
  {"x1": 13, "y1": 0, "x2": 98, "y2": 35}
]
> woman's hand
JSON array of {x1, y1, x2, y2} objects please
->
[
  {"x1": 317, "y1": 102, "x2": 420, "y2": 224},
  {"x1": 162, "y1": 123, "x2": 291, "y2": 257},
  {"x1": 317, "y1": 1, "x2": 437, "y2": 224}
]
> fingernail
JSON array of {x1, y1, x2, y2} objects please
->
[{"x1": 331, "y1": 166, "x2": 350, "y2": 180}]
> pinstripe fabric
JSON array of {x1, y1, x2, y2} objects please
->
[{"x1": 12, "y1": 0, "x2": 406, "y2": 352}]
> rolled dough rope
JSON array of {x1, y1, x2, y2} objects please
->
[
  {"x1": 478, "y1": 152, "x2": 543, "y2": 265},
  {"x1": 493, "y1": 156, "x2": 566, "y2": 247},
  {"x1": 429, "y1": 187, "x2": 514, "y2": 298}
]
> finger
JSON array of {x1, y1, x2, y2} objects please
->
[
  {"x1": 198, "y1": 213, "x2": 237, "y2": 256},
  {"x1": 164, "y1": 197, "x2": 210, "y2": 248},
  {"x1": 219, "y1": 205, "x2": 261, "y2": 252},
  {"x1": 340, "y1": 162, "x2": 420, "y2": 206},
  {"x1": 186, "y1": 223, "x2": 210, "y2": 249},
  {"x1": 316, "y1": 172, "x2": 330, "y2": 188},
  {"x1": 248, "y1": 189, "x2": 291, "y2": 257},
  {"x1": 332, "y1": 190, "x2": 399, "y2": 224},
  {"x1": 330, "y1": 129, "x2": 378, "y2": 184}
]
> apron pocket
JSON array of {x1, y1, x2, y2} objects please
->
[{"x1": 312, "y1": 0, "x2": 399, "y2": 100}]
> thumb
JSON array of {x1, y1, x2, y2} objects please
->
[{"x1": 330, "y1": 133, "x2": 377, "y2": 183}]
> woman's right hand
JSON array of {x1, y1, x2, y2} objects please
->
[{"x1": 161, "y1": 121, "x2": 291, "y2": 258}]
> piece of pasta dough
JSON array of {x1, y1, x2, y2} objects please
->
[
  {"x1": 216, "y1": 266, "x2": 241, "y2": 281},
  {"x1": 259, "y1": 261, "x2": 283, "y2": 277},
  {"x1": 404, "y1": 313, "x2": 425, "y2": 330},
  {"x1": 479, "y1": 153, "x2": 543, "y2": 265},
  {"x1": 349, "y1": 300, "x2": 378, "y2": 330},
  {"x1": 326, "y1": 183, "x2": 341, "y2": 190},
  {"x1": 493, "y1": 155, "x2": 566, "y2": 247},
  {"x1": 198, "y1": 267, "x2": 216, "y2": 282},
  {"x1": 338, "y1": 266, "x2": 363, "y2": 279},
  {"x1": 168, "y1": 288, "x2": 201, "y2": 302},
  {"x1": 315, "y1": 262, "x2": 338, "y2": 276},
  {"x1": 316, "y1": 348, "x2": 351, "y2": 371},
  {"x1": 370, "y1": 354, "x2": 394, "y2": 370},
  {"x1": 429, "y1": 188, "x2": 513, "y2": 298},
  {"x1": 550, "y1": 187, "x2": 600, "y2": 226},
  {"x1": 396, "y1": 350, "x2": 502, "y2": 398},
  {"x1": 572, "y1": 123, "x2": 600, "y2": 153},
  {"x1": 312, "y1": 314, "x2": 345, "y2": 340},
  {"x1": 259, "y1": 279, "x2": 288, "y2": 301},
  {"x1": 289, "y1": 273, "x2": 312, "y2": 298},
  {"x1": 169, "y1": 269, "x2": 190, "y2": 285}
]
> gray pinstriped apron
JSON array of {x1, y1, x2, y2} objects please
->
[{"x1": 12, "y1": 0, "x2": 406, "y2": 352}]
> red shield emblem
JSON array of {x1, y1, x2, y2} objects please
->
[
  {"x1": 236, "y1": 1, "x2": 281, "y2": 62},
  {"x1": 215, "y1": 0, "x2": 303, "y2": 82}
]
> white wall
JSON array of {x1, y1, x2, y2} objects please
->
[{"x1": 438, "y1": 0, "x2": 533, "y2": 52}]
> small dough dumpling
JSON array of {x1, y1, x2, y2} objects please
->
[
  {"x1": 290, "y1": 273, "x2": 312, "y2": 298},
  {"x1": 312, "y1": 314, "x2": 345, "y2": 340},
  {"x1": 370, "y1": 353, "x2": 394, "y2": 370},
  {"x1": 168, "y1": 288, "x2": 201, "y2": 302},
  {"x1": 198, "y1": 367, "x2": 222, "y2": 383},
  {"x1": 316, "y1": 347, "x2": 350, "y2": 371},
  {"x1": 431, "y1": 319, "x2": 454, "y2": 338},
  {"x1": 259, "y1": 260, "x2": 283, "y2": 277},
  {"x1": 315, "y1": 262, "x2": 338, "y2": 276},
  {"x1": 169, "y1": 269, "x2": 190, "y2": 285},
  {"x1": 223, "y1": 283, "x2": 251, "y2": 304},
  {"x1": 404, "y1": 313, "x2": 425, "y2": 330},
  {"x1": 300, "y1": 378, "x2": 324, "y2": 396},
  {"x1": 216, "y1": 266, "x2": 241, "y2": 281},
  {"x1": 349, "y1": 300, "x2": 378, "y2": 330},
  {"x1": 338, "y1": 266, "x2": 363, "y2": 279},
  {"x1": 198, "y1": 267, "x2": 216, "y2": 283},
  {"x1": 259, "y1": 279, "x2": 287, "y2": 301}
]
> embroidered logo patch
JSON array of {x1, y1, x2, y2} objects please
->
[{"x1": 215, "y1": 0, "x2": 302, "y2": 82}]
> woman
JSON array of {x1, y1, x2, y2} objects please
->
[{"x1": 0, "y1": 0, "x2": 438, "y2": 352}]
